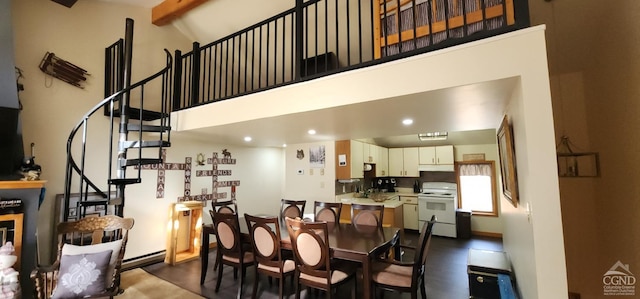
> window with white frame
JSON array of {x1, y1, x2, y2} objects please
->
[{"x1": 456, "y1": 161, "x2": 498, "y2": 216}]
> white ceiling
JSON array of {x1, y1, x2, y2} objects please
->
[{"x1": 96, "y1": 0, "x2": 526, "y2": 148}]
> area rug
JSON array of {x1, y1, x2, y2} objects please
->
[{"x1": 118, "y1": 268, "x2": 205, "y2": 299}]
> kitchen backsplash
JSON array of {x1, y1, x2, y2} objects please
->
[{"x1": 334, "y1": 171, "x2": 456, "y2": 194}]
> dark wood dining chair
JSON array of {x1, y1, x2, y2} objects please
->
[
  {"x1": 244, "y1": 214, "x2": 295, "y2": 299},
  {"x1": 280, "y1": 199, "x2": 306, "y2": 219},
  {"x1": 313, "y1": 201, "x2": 342, "y2": 223},
  {"x1": 370, "y1": 215, "x2": 437, "y2": 299},
  {"x1": 212, "y1": 211, "x2": 255, "y2": 299},
  {"x1": 351, "y1": 203, "x2": 384, "y2": 227},
  {"x1": 284, "y1": 217, "x2": 357, "y2": 299},
  {"x1": 209, "y1": 199, "x2": 238, "y2": 271}
]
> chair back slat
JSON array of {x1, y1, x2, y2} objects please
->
[
  {"x1": 414, "y1": 215, "x2": 437, "y2": 278},
  {"x1": 280, "y1": 199, "x2": 306, "y2": 220},
  {"x1": 351, "y1": 204, "x2": 384, "y2": 227},
  {"x1": 313, "y1": 201, "x2": 342, "y2": 223}
]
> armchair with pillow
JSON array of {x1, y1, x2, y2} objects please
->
[{"x1": 30, "y1": 215, "x2": 134, "y2": 299}]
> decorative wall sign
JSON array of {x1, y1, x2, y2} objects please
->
[
  {"x1": 297, "y1": 149, "x2": 304, "y2": 160},
  {"x1": 137, "y1": 149, "x2": 189, "y2": 198},
  {"x1": 192, "y1": 152, "x2": 240, "y2": 202}
]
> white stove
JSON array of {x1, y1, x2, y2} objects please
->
[{"x1": 418, "y1": 182, "x2": 458, "y2": 238}]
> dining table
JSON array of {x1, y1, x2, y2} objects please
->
[{"x1": 200, "y1": 216, "x2": 401, "y2": 299}]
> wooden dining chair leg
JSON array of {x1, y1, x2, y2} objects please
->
[
  {"x1": 238, "y1": 266, "x2": 247, "y2": 299},
  {"x1": 251, "y1": 268, "x2": 259, "y2": 299},
  {"x1": 215, "y1": 257, "x2": 224, "y2": 292},
  {"x1": 294, "y1": 276, "x2": 301, "y2": 299},
  {"x1": 420, "y1": 281, "x2": 427, "y2": 299},
  {"x1": 278, "y1": 276, "x2": 285, "y2": 299}
]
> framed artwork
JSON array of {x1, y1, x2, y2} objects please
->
[
  {"x1": 309, "y1": 145, "x2": 326, "y2": 168},
  {"x1": 497, "y1": 115, "x2": 519, "y2": 207}
]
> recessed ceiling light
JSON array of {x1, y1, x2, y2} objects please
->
[
  {"x1": 244, "y1": 136, "x2": 252, "y2": 142},
  {"x1": 308, "y1": 129, "x2": 316, "y2": 135},
  {"x1": 402, "y1": 119, "x2": 414, "y2": 125},
  {"x1": 282, "y1": 144, "x2": 287, "y2": 147}
]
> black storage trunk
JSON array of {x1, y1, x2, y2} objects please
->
[{"x1": 467, "y1": 249, "x2": 513, "y2": 299}]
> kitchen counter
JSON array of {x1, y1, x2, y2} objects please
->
[
  {"x1": 335, "y1": 193, "x2": 404, "y2": 228},
  {"x1": 337, "y1": 196, "x2": 403, "y2": 208}
]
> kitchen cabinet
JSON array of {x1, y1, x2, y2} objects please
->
[
  {"x1": 335, "y1": 140, "x2": 364, "y2": 179},
  {"x1": 363, "y1": 143, "x2": 379, "y2": 163},
  {"x1": 377, "y1": 147, "x2": 389, "y2": 177},
  {"x1": 389, "y1": 147, "x2": 419, "y2": 177},
  {"x1": 419, "y1": 145, "x2": 454, "y2": 165},
  {"x1": 401, "y1": 196, "x2": 419, "y2": 230}
]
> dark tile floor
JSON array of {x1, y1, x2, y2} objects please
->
[{"x1": 144, "y1": 232, "x2": 502, "y2": 299}]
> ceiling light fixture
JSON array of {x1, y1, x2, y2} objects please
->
[
  {"x1": 308, "y1": 129, "x2": 316, "y2": 135},
  {"x1": 244, "y1": 136, "x2": 252, "y2": 142},
  {"x1": 418, "y1": 132, "x2": 448, "y2": 141},
  {"x1": 402, "y1": 119, "x2": 414, "y2": 125}
]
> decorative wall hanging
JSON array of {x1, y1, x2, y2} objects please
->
[
  {"x1": 196, "y1": 153, "x2": 206, "y2": 166},
  {"x1": 309, "y1": 145, "x2": 325, "y2": 168},
  {"x1": 497, "y1": 116, "x2": 519, "y2": 207},
  {"x1": 194, "y1": 151, "x2": 240, "y2": 202},
  {"x1": 296, "y1": 149, "x2": 304, "y2": 160},
  {"x1": 39, "y1": 52, "x2": 89, "y2": 89},
  {"x1": 136, "y1": 149, "x2": 189, "y2": 198},
  {"x1": 556, "y1": 136, "x2": 600, "y2": 177}
]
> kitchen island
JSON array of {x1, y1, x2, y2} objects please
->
[{"x1": 335, "y1": 193, "x2": 404, "y2": 229}]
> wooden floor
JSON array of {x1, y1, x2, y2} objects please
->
[{"x1": 143, "y1": 232, "x2": 503, "y2": 299}]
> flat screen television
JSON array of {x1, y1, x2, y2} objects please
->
[{"x1": 0, "y1": 106, "x2": 24, "y2": 180}]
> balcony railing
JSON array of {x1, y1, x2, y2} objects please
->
[{"x1": 172, "y1": 0, "x2": 528, "y2": 111}]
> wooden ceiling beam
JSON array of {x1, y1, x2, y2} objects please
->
[{"x1": 152, "y1": 0, "x2": 209, "y2": 26}]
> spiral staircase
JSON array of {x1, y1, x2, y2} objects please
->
[{"x1": 61, "y1": 18, "x2": 172, "y2": 221}]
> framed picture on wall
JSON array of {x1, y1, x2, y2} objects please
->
[{"x1": 497, "y1": 115, "x2": 519, "y2": 207}]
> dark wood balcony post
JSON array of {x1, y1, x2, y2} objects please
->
[
  {"x1": 295, "y1": 0, "x2": 303, "y2": 80},
  {"x1": 173, "y1": 49, "x2": 183, "y2": 111},
  {"x1": 191, "y1": 42, "x2": 201, "y2": 106}
]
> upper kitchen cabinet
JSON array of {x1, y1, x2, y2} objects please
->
[
  {"x1": 363, "y1": 143, "x2": 379, "y2": 163},
  {"x1": 389, "y1": 147, "x2": 419, "y2": 177},
  {"x1": 377, "y1": 146, "x2": 389, "y2": 177},
  {"x1": 336, "y1": 140, "x2": 364, "y2": 179},
  {"x1": 419, "y1": 145, "x2": 454, "y2": 165},
  {"x1": 418, "y1": 145, "x2": 455, "y2": 171}
]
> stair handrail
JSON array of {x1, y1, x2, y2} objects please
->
[{"x1": 63, "y1": 49, "x2": 173, "y2": 217}]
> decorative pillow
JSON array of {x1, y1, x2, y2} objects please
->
[
  {"x1": 51, "y1": 250, "x2": 112, "y2": 299},
  {"x1": 61, "y1": 239, "x2": 123, "y2": 287}
]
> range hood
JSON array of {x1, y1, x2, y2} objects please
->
[{"x1": 418, "y1": 164, "x2": 455, "y2": 172}]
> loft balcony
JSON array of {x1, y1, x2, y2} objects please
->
[{"x1": 170, "y1": 0, "x2": 529, "y2": 112}]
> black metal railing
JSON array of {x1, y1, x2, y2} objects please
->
[{"x1": 172, "y1": 0, "x2": 528, "y2": 111}]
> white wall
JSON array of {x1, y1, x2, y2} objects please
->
[
  {"x1": 176, "y1": 27, "x2": 567, "y2": 298},
  {"x1": 283, "y1": 141, "x2": 337, "y2": 206},
  {"x1": 454, "y1": 144, "x2": 503, "y2": 235},
  {"x1": 124, "y1": 133, "x2": 284, "y2": 258}
]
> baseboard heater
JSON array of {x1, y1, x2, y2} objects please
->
[{"x1": 122, "y1": 250, "x2": 166, "y2": 270}]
